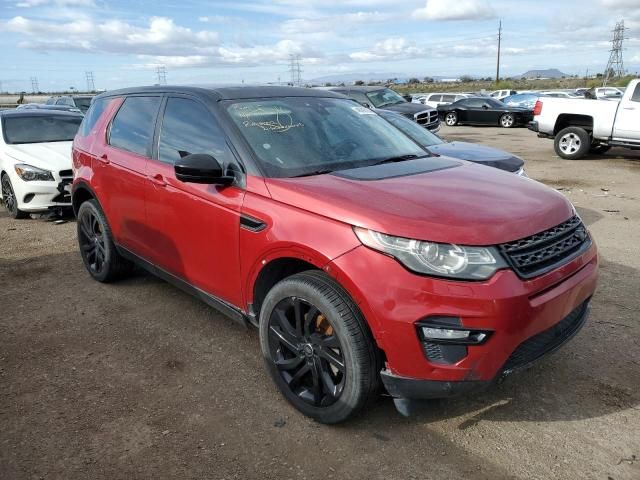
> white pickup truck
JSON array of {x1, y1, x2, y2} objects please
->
[{"x1": 529, "y1": 78, "x2": 640, "y2": 159}]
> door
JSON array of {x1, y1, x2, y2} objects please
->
[
  {"x1": 145, "y1": 95, "x2": 245, "y2": 306},
  {"x1": 99, "y1": 95, "x2": 161, "y2": 257},
  {"x1": 460, "y1": 98, "x2": 487, "y2": 123},
  {"x1": 613, "y1": 83, "x2": 640, "y2": 142}
]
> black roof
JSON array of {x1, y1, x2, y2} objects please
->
[
  {"x1": 326, "y1": 86, "x2": 387, "y2": 93},
  {"x1": 96, "y1": 85, "x2": 346, "y2": 101},
  {"x1": 0, "y1": 109, "x2": 83, "y2": 118}
]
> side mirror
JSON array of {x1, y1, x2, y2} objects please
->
[
  {"x1": 174, "y1": 154, "x2": 234, "y2": 185},
  {"x1": 482, "y1": 104, "x2": 490, "y2": 109},
  {"x1": 362, "y1": 103, "x2": 373, "y2": 109}
]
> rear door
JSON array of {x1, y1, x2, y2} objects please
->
[
  {"x1": 613, "y1": 82, "x2": 640, "y2": 142},
  {"x1": 145, "y1": 95, "x2": 245, "y2": 306},
  {"x1": 99, "y1": 95, "x2": 161, "y2": 257}
]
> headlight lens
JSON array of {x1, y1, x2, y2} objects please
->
[
  {"x1": 14, "y1": 164, "x2": 54, "y2": 182},
  {"x1": 353, "y1": 227, "x2": 508, "y2": 280}
]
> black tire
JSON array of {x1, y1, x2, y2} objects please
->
[
  {"x1": 259, "y1": 270, "x2": 380, "y2": 424},
  {"x1": 589, "y1": 144, "x2": 611, "y2": 154},
  {"x1": 554, "y1": 127, "x2": 590, "y2": 160},
  {"x1": 77, "y1": 199, "x2": 132, "y2": 282},
  {"x1": 499, "y1": 113, "x2": 515, "y2": 128},
  {"x1": 1, "y1": 174, "x2": 29, "y2": 219},
  {"x1": 444, "y1": 111, "x2": 458, "y2": 126}
]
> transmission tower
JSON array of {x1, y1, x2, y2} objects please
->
[
  {"x1": 85, "y1": 71, "x2": 95, "y2": 91},
  {"x1": 30, "y1": 76, "x2": 39, "y2": 93},
  {"x1": 603, "y1": 20, "x2": 626, "y2": 86},
  {"x1": 156, "y1": 65, "x2": 167, "y2": 85},
  {"x1": 288, "y1": 54, "x2": 302, "y2": 87}
]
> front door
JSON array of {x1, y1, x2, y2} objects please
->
[
  {"x1": 145, "y1": 95, "x2": 245, "y2": 307},
  {"x1": 613, "y1": 83, "x2": 640, "y2": 142}
]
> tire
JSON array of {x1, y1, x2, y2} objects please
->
[
  {"x1": 1, "y1": 174, "x2": 29, "y2": 219},
  {"x1": 444, "y1": 111, "x2": 458, "y2": 126},
  {"x1": 77, "y1": 199, "x2": 132, "y2": 282},
  {"x1": 554, "y1": 127, "x2": 590, "y2": 160},
  {"x1": 259, "y1": 270, "x2": 380, "y2": 424},
  {"x1": 500, "y1": 113, "x2": 515, "y2": 128},
  {"x1": 589, "y1": 144, "x2": 611, "y2": 154}
]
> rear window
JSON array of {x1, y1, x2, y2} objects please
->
[
  {"x1": 2, "y1": 115, "x2": 82, "y2": 144},
  {"x1": 630, "y1": 84, "x2": 640, "y2": 102},
  {"x1": 108, "y1": 96, "x2": 161, "y2": 157}
]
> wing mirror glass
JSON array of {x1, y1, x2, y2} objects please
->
[{"x1": 174, "y1": 153, "x2": 235, "y2": 185}]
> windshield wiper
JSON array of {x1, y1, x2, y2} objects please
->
[
  {"x1": 371, "y1": 154, "x2": 428, "y2": 166},
  {"x1": 292, "y1": 168, "x2": 334, "y2": 178}
]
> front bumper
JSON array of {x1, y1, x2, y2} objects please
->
[
  {"x1": 328, "y1": 241, "x2": 598, "y2": 398},
  {"x1": 4, "y1": 169, "x2": 71, "y2": 212}
]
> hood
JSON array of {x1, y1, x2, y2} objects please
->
[
  {"x1": 380, "y1": 102, "x2": 435, "y2": 115},
  {"x1": 428, "y1": 142, "x2": 524, "y2": 172},
  {"x1": 4, "y1": 142, "x2": 72, "y2": 172},
  {"x1": 265, "y1": 158, "x2": 572, "y2": 246}
]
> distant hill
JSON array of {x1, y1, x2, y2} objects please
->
[{"x1": 514, "y1": 69, "x2": 569, "y2": 79}]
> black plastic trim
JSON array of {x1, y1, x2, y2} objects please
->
[{"x1": 240, "y1": 214, "x2": 267, "y2": 232}]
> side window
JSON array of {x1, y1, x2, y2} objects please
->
[
  {"x1": 442, "y1": 95, "x2": 455, "y2": 102},
  {"x1": 109, "y1": 96, "x2": 161, "y2": 157},
  {"x1": 158, "y1": 97, "x2": 230, "y2": 165},
  {"x1": 465, "y1": 98, "x2": 485, "y2": 108},
  {"x1": 348, "y1": 91, "x2": 371, "y2": 106},
  {"x1": 46, "y1": 98, "x2": 55, "y2": 105},
  {"x1": 55, "y1": 99, "x2": 66, "y2": 105},
  {"x1": 631, "y1": 84, "x2": 640, "y2": 102},
  {"x1": 78, "y1": 97, "x2": 108, "y2": 137}
]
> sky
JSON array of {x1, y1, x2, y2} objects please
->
[{"x1": 0, "y1": 0, "x2": 639, "y2": 92}]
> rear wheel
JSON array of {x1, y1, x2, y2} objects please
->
[
  {"x1": 444, "y1": 112, "x2": 458, "y2": 126},
  {"x1": 1, "y1": 174, "x2": 29, "y2": 219},
  {"x1": 259, "y1": 271, "x2": 380, "y2": 424},
  {"x1": 500, "y1": 113, "x2": 515, "y2": 128},
  {"x1": 554, "y1": 127, "x2": 590, "y2": 160},
  {"x1": 77, "y1": 199, "x2": 132, "y2": 282}
]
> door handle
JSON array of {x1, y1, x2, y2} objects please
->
[
  {"x1": 149, "y1": 173, "x2": 167, "y2": 187},
  {"x1": 97, "y1": 153, "x2": 109, "y2": 164},
  {"x1": 623, "y1": 106, "x2": 635, "y2": 110}
]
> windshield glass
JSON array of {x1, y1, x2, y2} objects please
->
[
  {"x1": 73, "y1": 97, "x2": 92, "y2": 113},
  {"x1": 379, "y1": 111, "x2": 444, "y2": 147},
  {"x1": 365, "y1": 88, "x2": 406, "y2": 108},
  {"x1": 2, "y1": 115, "x2": 82, "y2": 144},
  {"x1": 225, "y1": 97, "x2": 425, "y2": 178}
]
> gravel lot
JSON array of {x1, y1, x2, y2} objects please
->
[{"x1": 1, "y1": 126, "x2": 639, "y2": 480}]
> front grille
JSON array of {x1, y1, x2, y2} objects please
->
[
  {"x1": 502, "y1": 299, "x2": 590, "y2": 372},
  {"x1": 415, "y1": 110, "x2": 439, "y2": 125},
  {"x1": 499, "y1": 215, "x2": 590, "y2": 278}
]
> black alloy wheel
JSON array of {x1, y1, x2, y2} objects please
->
[
  {"x1": 78, "y1": 205, "x2": 107, "y2": 276},
  {"x1": 1, "y1": 174, "x2": 28, "y2": 219}
]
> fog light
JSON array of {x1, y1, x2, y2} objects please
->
[
  {"x1": 422, "y1": 327, "x2": 472, "y2": 341},
  {"x1": 417, "y1": 320, "x2": 491, "y2": 345}
]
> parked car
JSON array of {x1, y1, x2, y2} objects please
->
[
  {"x1": 377, "y1": 110, "x2": 526, "y2": 175},
  {"x1": 539, "y1": 91, "x2": 582, "y2": 99},
  {"x1": 489, "y1": 89, "x2": 517, "y2": 100},
  {"x1": 17, "y1": 103, "x2": 83, "y2": 114},
  {"x1": 584, "y1": 87, "x2": 624, "y2": 101},
  {"x1": 325, "y1": 86, "x2": 440, "y2": 131},
  {"x1": 72, "y1": 85, "x2": 597, "y2": 423},
  {"x1": 502, "y1": 93, "x2": 545, "y2": 110},
  {"x1": 439, "y1": 97, "x2": 534, "y2": 128},
  {"x1": 530, "y1": 78, "x2": 640, "y2": 159},
  {"x1": 46, "y1": 95, "x2": 93, "y2": 113},
  {"x1": 0, "y1": 110, "x2": 82, "y2": 218},
  {"x1": 413, "y1": 93, "x2": 471, "y2": 108}
]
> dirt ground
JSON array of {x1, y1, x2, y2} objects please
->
[{"x1": 1, "y1": 126, "x2": 639, "y2": 480}]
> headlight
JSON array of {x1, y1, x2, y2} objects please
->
[
  {"x1": 353, "y1": 227, "x2": 508, "y2": 280},
  {"x1": 14, "y1": 164, "x2": 54, "y2": 182}
]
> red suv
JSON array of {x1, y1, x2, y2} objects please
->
[{"x1": 72, "y1": 86, "x2": 598, "y2": 423}]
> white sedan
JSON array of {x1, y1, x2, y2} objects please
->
[{"x1": 0, "y1": 110, "x2": 82, "y2": 218}]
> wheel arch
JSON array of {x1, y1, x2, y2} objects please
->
[
  {"x1": 554, "y1": 114, "x2": 593, "y2": 136},
  {"x1": 71, "y1": 181, "x2": 98, "y2": 216}
]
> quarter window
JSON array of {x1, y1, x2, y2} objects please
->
[
  {"x1": 78, "y1": 98, "x2": 108, "y2": 137},
  {"x1": 108, "y1": 96, "x2": 161, "y2": 157},
  {"x1": 158, "y1": 97, "x2": 229, "y2": 165}
]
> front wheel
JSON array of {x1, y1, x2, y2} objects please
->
[
  {"x1": 500, "y1": 113, "x2": 515, "y2": 128},
  {"x1": 444, "y1": 112, "x2": 458, "y2": 126},
  {"x1": 259, "y1": 271, "x2": 380, "y2": 424},
  {"x1": 554, "y1": 127, "x2": 590, "y2": 160},
  {"x1": 1, "y1": 174, "x2": 29, "y2": 219}
]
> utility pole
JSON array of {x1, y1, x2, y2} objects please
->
[
  {"x1": 85, "y1": 71, "x2": 95, "y2": 92},
  {"x1": 289, "y1": 54, "x2": 302, "y2": 87},
  {"x1": 156, "y1": 65, "x2": 167, "y2": 85},
  {"x1": 30, "y1": 76, "x2": 39, "y2": 93},
  {"x1": 495, "y1": 20, "x2": 502, "y2": 84},
  {"x1": 603, "y1": 20, "x2": 626, "y2": 86},
  {"x1": 0, "y1": 80, "x2": 3, "y2": 93}
]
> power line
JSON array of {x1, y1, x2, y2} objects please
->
[
  {"x1": 156, "y1": 65, "x2": 167, "y2": 85},
  {"x1": 603, "y1": 20, "x2": 626, "y2": 86},
  {"x1": 85, "y1": 71, "x2": 95, "y2": 91},
  {"x1": 495, "y1": 19, "x2": 502, "y2": 83},
  {"x1": 288, "y1": 54, "x2": 302, "y2": 87},
  {"x1": 30, "y1": 76, "x2": 39, "y2": 93}
]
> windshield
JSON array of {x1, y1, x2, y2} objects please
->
[
  {"x1": 2, "y1": 115, "x2": 82, "y2": 144},
  {"x1": 379, "y1": 111, "x2": 444, "y2": 147},
  {"x1": 73, "y1": 97, "x2": 92, "y2": 113},
  {"x1": 225, "y1": 97, "x2": 425, "y2": 178},
  {"x1": 365, "y1": 88, "x2": 406, "y2": 108}
]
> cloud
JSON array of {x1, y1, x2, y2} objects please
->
[
  {"x1": 412, "y1": 0, "x2": 495, "y2": 21},
  {"x1": 15, "y1": 0, "x2": 94, "y2": 7},
  {"x1": 281, "y1": 11, "x2": 391, "y2": 35}
]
